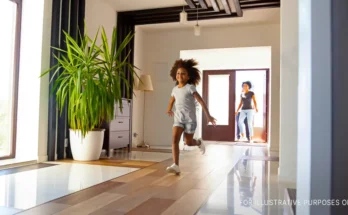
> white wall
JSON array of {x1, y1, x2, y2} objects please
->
[
  {"x1": 85, "y1": 0, "x2": 116, "y2": 44},
  {"x1": 180, "y1": 47, "x2": 271, "y2": 141},
  {"x1": 278, "y1": 0, "x2": 298, "y2": 183},
  {"x1": 137, "y1": 24, "x2": 280, "y2": 149}
]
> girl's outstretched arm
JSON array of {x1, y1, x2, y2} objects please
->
[
  {"x1": 193, "y1": 92, "x2": 217, "y2": 126},
  {"x1": 166, "y1": 96, "x2": 175, "y2": 117}
]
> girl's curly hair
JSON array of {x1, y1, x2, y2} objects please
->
[{"x1": 170, "y1": 59, "x2": 201, "y2": 86}]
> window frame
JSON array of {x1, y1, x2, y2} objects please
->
[{"x1": 0, "y1": 0, "x2": 22, "y2": 160}]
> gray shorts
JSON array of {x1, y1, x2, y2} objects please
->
[{"x1": 173, "y1": 122, "x2": 197, "y2": 134}]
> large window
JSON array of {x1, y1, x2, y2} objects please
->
[{"x1": 0, "y1": 0, "x2": 22, "y2": 159}]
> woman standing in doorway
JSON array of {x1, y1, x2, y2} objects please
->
[{"x1": 235, "y1": 81, "x2": 258, "y2": 143}]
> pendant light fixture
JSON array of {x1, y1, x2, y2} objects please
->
[
  {"x1": 194, "y1": 6, "x2": 201, "y2": 36},
  {"x1": 180, "y1": 3, "x2": 187, "y2": 24}
]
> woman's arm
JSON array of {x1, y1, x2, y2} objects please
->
[
  {"x1": 252, "y1": 95, "x2": 258, "y2": 112},
  {"x1": 166, "y1": 96, "x2": 175, "y2": 117},
  {"x1": 193, "y1": 92, "x2": 216, "y2": 125},
  {"x1": 235, "y1": 98, "x2": 243, "y2": 115}
]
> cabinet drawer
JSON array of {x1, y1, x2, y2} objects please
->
[
  {"x1": 110, "y1": 117, "x2": 129, "y2": 131},
  {"x1": 115, "y1": 102, "x2": 130, "y2": 117},
  {"x1": 109, "y1": 131, "x2": 129, "y2": 149}
]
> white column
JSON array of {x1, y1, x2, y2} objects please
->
[
  {"x1": 37, "y1": 0, "x2": 53, "y2": 162},
  {"x1": 278, "y1": 0, "x2": 298, "y2": 183},
  {"x1": 296, "y1": 0, "x2": 332, "y2": 214}
]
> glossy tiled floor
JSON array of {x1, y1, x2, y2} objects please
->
[
  {"x1": 197, "y1": 148, "x2": 283, "y2": 215},
  {"x1": 0, "y1": 163, "x2": 138, "y2": 214}
]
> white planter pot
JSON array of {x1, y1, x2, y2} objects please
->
[{"x1": 69, "y1": 129, "x2": 105, "y2": 161}]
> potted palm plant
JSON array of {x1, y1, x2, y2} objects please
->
[{"x1": 41, "y1": 27, "x2": 136, "y2": 161}]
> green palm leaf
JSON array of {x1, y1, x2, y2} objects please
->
[{"x1": 41, "y1": 25, "x2": 137, "y2": 137}]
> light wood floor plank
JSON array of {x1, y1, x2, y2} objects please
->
[
  {"x1": 186, "y1": 165, "x2": 216, "y2": 180},
  {"x1": 58, "y1": 159, "x2": 156, "y2": 168},
  {"x1": 112, "y1": 169, "x2": 157, "y2": 183},
  {"x1": 151, "y1": 172, "x2": 187, "y2": 187},
  {"x1": 108, "y1": 176, "x2": 160, "y2": 195},
  {"x1": 17, "y1": 203, "x2": 70, "y2": 215},
  {"x1": 153, "y1": 177, "x2": 197, "y2": 200},
  {"x1": 161, "y1": 189, "x2": 210, "y2": 215},
  {"x1": 53, "y1": 181, "x2": 124, "y2": 205},
  {"x1": 94, "y1": 185, "x2": 165, "y2": 213},
  {"x1": 54, "y1": 192, "x2": 124, "y2": 215},
  {"x1": 127, "y1": 198, "x2": 175, "y2": 215}
]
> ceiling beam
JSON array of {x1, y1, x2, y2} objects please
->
[
  {"x1": 240, "y1": 0, "x2": 278, "y2": 3},
  {"x1": 241, "y1": 2, "x2": 280, "y2": 9},
  {"x1": 134, "y1": 10, "x2": 221, "y2": 20},
  {"x1": 122, "y1": 6, "x2": 213, "y2": 16},
  {"x1": 240, "y1": 0, "x2": 279, "y2": 6},
  {"x1": 135, "y1": 12, "x2": 239, "y2": 25},
  {"x1": 198, "y1": 0, "x2": 209, "y2": 9},
  {"x1": 135, "y1": 11, "x2": 232, "y2": 23},
  {"x1": 133, "y1": 9, "x2": 218, "y2": 20},
  {"x1": 185, "y1": 0, "x2": 196, "y2": 8},
  {"x1": 221, "y1": 0, "x2": 232, "y2": 14},
  {"x1": 209, "y1": 0, "x2": 220, "y2": 11},
  {"x1": 233, "y1": 0, "x2": 243, "y2": 16}
]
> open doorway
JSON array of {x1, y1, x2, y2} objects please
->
[
  {"x1": 235, "y1": 69, "x2": 269, "y2": 143},
  {"x1": 201, "y1": 69, "x2": 269, "y2": 143}
]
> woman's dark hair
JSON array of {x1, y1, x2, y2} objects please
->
[
  {"x1": 170, "y1": 59, "x2": 201, "y2": 86},
  {"x1": 242, "y1": 81, "x2": 252, "y2": 89}
]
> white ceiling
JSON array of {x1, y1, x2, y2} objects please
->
[
  {"x1": 102, "y1": 0, "x2": 280, "y2": 31},
  {"x1": 138, "y1": 8, "x2": 280, "y2": 31}
]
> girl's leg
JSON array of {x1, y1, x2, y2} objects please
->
[
  {"x1": 238, "y1": 111, "x2": 247, "y2": 137},
  {"x1": 245, "y1": 110, "x2": 254, "y2": 139},
  {"x1": 184, "y1": 133, "x2": 200, "y2": 146},
  {"x1": 172, "y1": 126, "x2": 184, "y2": 165},
  {"x1": 184, "y1": 132, "x2": 205, "y2": 154}
]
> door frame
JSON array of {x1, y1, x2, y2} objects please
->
[
  {"x1": 201, "y1": 68, "x2": 270, "y2": 143},
  {"x1": 202, "y1": 70, "x2": 236, "y2": 141},
  {"x1": 235, "y1": 68, "x2": 270, "y2": 143}
]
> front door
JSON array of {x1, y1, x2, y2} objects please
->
[{"x1": 202, "y1": 70, "x2": 236, "y2": 141}]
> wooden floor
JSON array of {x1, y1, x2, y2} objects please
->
[
  {"x1": 131, "y1": 148, "x2": 172, "y2": 153},
  {"x1": 58, "y1": 158, "x2": 157, "y2": 169},
  {"x1": 18, "y1": 145, "x2": 251, "y2": 215}
]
